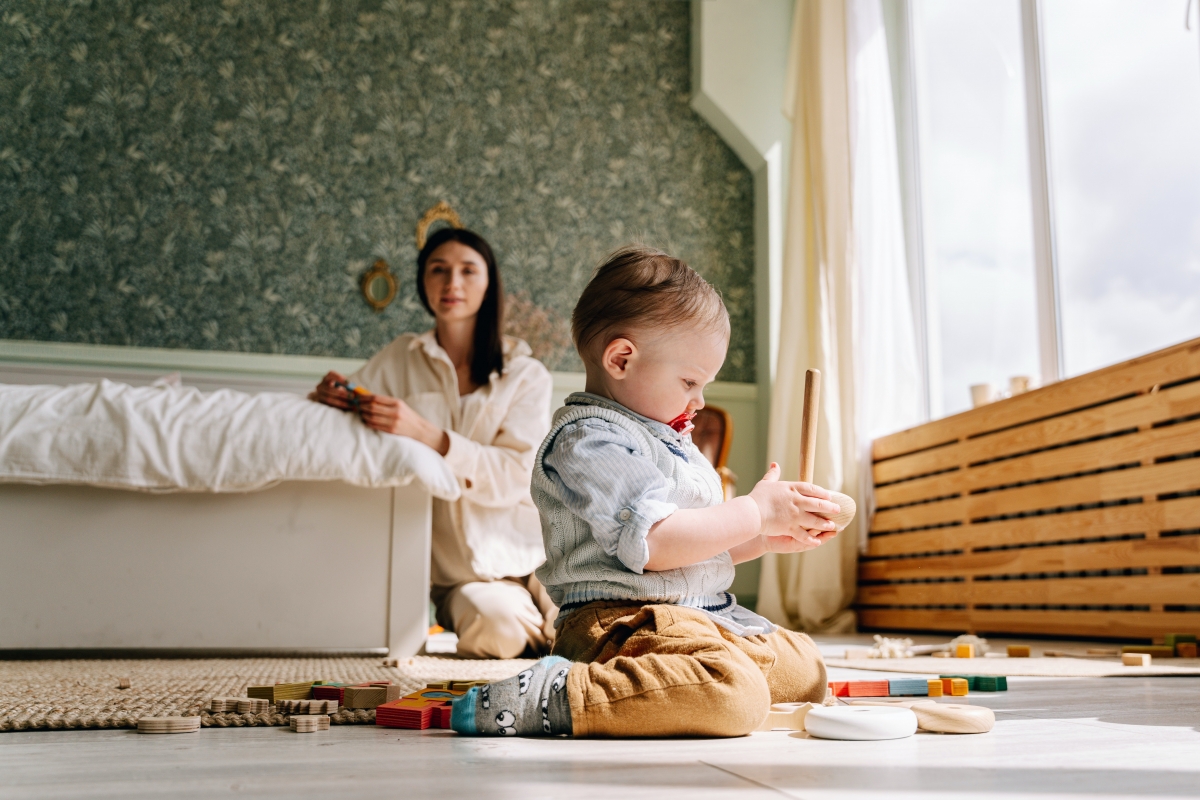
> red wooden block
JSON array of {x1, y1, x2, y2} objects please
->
[
  {"x1": 827, "y1": 681, "x2": 850, "y2": 697},
  {"x1": 312, "y1": 685, "x2": 345, "y2": 703},
  {"x1": 847, "y1": 680, "x2": 890, "y2": 697}
]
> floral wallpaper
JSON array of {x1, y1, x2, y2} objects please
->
[{"x1": 0, "y1": 0, "x2": 756, "y2": 382}]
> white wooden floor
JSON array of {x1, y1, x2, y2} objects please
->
[{"x1": 3, "y1": 642, "x2": 1199, "y2": 799}]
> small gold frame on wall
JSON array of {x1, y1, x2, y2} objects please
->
[
  {"x1": 361, "y1": 259, "x2": 397, "y2": 312},
  {"x1": 416, "y1": 201, "x2": 464, "y2": 250}
]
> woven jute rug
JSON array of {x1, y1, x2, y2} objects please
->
[
  {"x1": 0, "y1": 655, "x2": 534, "y2": 732},
  {"x1": 825, "y1": 655, "x2": 1200, "y2": 677}
]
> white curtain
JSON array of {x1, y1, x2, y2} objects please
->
[{"x1": 756, "y1": 0, "x2": 922, "y2": 633}]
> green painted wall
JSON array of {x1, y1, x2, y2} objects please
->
[{"x1": 0, "y1": 0, "x2": 755, "y2": 381}]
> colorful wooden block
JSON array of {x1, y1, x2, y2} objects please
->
[
  {"x1": 888, "y1": 679, "x2": 929, "y2": 697},
  {"x1": 1164, "y1": 633, "x2": 1197, "y2": 648},
  {"x1": 847, "y1": 680, "x2": 891, "y2": 697},
  {"x1": 938, "y1": 678, "x2": 968, "y2": 696},
  {"x1": 312, "y1": 685, "x2": 346, "y2": 703},
  {"x1": 975, "y1": 676, "x2": 1007, "y2": 692},
  {"x1": 940, "y1": 675, "x2": 977, "y2": 691},
  {"x1": 827, "y1": 681, "x2": 850, "y2": 697},
  {"x1": 1122, "y1": 653, "x2": 1151, "y2": 667},
  {"x1": 955, "y1": 644, "x2": 975, "y2": 658},
  {"x1": 1122, "y1": 645, "x2": 1174, "y2": 659},
  {"x1": 1176, "y1": 642, "x2": 1198, "y2": 658},
  {"x1": 1007, "y1": 645, "x2": 1031, "y2": 658},
  {"x1": 246, "y1": 685, "x2": 274, "y2": 701},
  {"x1": 273, "y1": 682, "x2": 315, "y2": 702},
  {"x1": 926, "y1": 679, "x2": 943, "y2": 697}
]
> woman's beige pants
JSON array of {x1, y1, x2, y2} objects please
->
[
  {"x1": 552, "y1": 601, "x2": 827, "y2": 738},
  {"x1": 433, "y1": 575, "x2": 557, "y2": 659}
]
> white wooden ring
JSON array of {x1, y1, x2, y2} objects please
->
[
  {"x1": 803, "y1": 706, "x2": 917, "y2": 741},
  {"x1": 910, "y1": 701, "x2": 994, "y2": 734}
]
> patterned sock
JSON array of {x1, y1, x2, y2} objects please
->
[{"x1": 450, "y1": 656, "x2": 573, "y2": 736}]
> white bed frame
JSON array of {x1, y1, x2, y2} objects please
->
[
  {"x1": 0, "y1": 346, "x2": 433, "y2": 658},
  {"x1": 0, "y1": 481, "x2": 431, "y2": 657}
]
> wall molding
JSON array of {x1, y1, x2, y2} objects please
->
[{"x1": 0, "y1": 339, "x2": 757, "y2": 402}]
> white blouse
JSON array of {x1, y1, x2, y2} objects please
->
[{"x1": 350, "y1": 330, "x2": 553, "y2": 586}]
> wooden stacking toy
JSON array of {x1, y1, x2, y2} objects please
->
[
  {"x1": 804, "y1": 706, "x2": 917, "y2": 741},
  {"x1": 798, "y1": 369, "x2": 856, "y2": 531},
  {"x1": 137, "y1": 716, "x2": 201, "y2": 734}
]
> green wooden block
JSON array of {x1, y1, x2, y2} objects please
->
[
  {"x1": 975, "y1": 676, "x2": 1007, "y2": 691},
  {"x1": 940, "y1": 674, "x2": 978, "y2": 690},
  {"x1": 1164, "y1": 633, "x2": 1197, "y2": 648}
]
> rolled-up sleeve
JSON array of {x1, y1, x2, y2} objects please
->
[{"x1": 542, "y1": 419, "x2": 677, "y2": 574}]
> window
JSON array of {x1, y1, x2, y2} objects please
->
[
  {"x1": 911, "y1": 0, "x2": 1040, "y2": 417},
  {"x1": 1042, "y1": 0, "x2": 1200, "y2": 376},
  {"x1": 897, "y1": 0, "x2": 1200, "y2": 418}
]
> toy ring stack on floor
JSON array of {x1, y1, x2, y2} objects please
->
[
  {"x1": 803, "y1": 706, "x2": 918, "y2": 741},
  {"x1": 849, "y1": 699, "x2": 995, "y2": 734}
]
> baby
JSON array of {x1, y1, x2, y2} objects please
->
[{"x1": 451, "y1": 246, "x2": 839, "y2": 738}]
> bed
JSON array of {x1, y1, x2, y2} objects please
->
[{"x1": 0, "y1": 377, "x2": 458, "y2": 658}]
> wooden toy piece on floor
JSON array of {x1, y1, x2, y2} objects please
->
[
  {"x1": 955, "y1": 643, "x2": 975, "y2": 658},
  {"x1": 827, "y1": 681, "x2": 850, "y2": 698},
  {"x1": 926, "y1": 679, "x2": 944, "y2": 697},
  {"x1": 803, "y1": 706, "x2": 917, "y2": 741},
  {"x1": 1122, "y1": 653, "x2": 1151, "y2": 667},
  {"x1": 848, "y1": 698, "x2": 921, "y2": 708},
  {"x1": 754, "y1": 702, "x2": 814, "y2": 732},
  {"x1": 1007, "y1": 645, "x2": 1031, "y2": 658},
  {"x1": 246, "y1": 685, "x2": 274, "y2": 701},
  {"x1": 1164, "y1": 633, "x2": 1197, "y2": 648},
  {"x1": 312, "y1": 684, "x2": 346, "y2": 703},
  {"x1": 344, "y1": 684, "x2": 402, "y2": 709},
  {"x1": 940, "y1": 674, "x2": 1006, "y2": 692},
  {"x1": 290, "y1": 715, "x2": 330, "y2": 733},
  {"x1": 272, "y1": 682, "x2": 315, "y2": 702},
  {"x1": 116, "y1": 678, "x2": 131, "y2": 690},
  {"x1": 847, "y1": 680, "x2": 891, "y2": 697},
  {"x1": 938, "y1": 678, "x2": 968, "y2": 696},
  {"x1": 910, "y1": 701, "x2": 994, "y2": 734},
  {"x1": 375, "y1": 699, "x2": 446, "y2": 729},
  {"x1": 138, "y1": 716, "x2": 201, "y2": 734},
  {"x1": 209, "y1": 697, "x2": 239, "y2": 713},
  {"x1": 1122, "y1": 645, "x2": 1174, "y2": 659},
  {"x1": 1177, "y1": 642, "x2": 1198, "y2": 658},
  {"x1": 888, "y1": 678, "x2": 929, "y2": 697},
  {"x1": 426, "y1": 681, "x2": 452, "y2": 690},
  {"x1": 236, "y1": 698, "x2": 270, "y2": 714}
]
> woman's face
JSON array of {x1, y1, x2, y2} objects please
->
[{"x1": 423, "y1": 241, "x2": 490, "y2": 325}]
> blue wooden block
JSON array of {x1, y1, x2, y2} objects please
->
[{"x1": 888, "y1": 678, "x2": 929, "y2": 696}]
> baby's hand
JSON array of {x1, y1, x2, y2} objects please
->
[{"x1": 748, "y1": 463, "x2": 843, "y2": 552}]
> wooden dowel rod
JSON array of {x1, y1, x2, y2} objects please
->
[{"x1": 799, "y1": 368, "x2": 821, "y2": 483}]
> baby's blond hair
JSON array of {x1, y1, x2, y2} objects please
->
[{"x1": 571, "y1": 245, "x2": 729, "y2": 366}]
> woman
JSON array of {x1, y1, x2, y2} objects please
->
[{"x1": 312, "y1": 228, "x2": 555, "y2": 659}]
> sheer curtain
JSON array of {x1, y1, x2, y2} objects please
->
[{"x1": 756, "y1": 0, "x2": 922, "y2": 632}]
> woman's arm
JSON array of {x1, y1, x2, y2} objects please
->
[
  {"x1": 438, "y1": 363, "x2": 553, "y2": 507},
  {"x1": 642, "y1": 463, "x2": 842, "y2": 572},
  {"x1": 358, "y1": 395, "x2": 450, "y2": 455},
  {"x1": 310, "y1": 371, "x2": 354, "y2": 410}
]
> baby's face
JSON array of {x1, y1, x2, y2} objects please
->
[{"x1": 602, "y1": 323, "x2": 728, "y2": 427}]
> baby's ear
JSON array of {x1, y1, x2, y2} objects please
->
[{"x1": 602, "y1": 337, "x2": 636, "y2": 379}]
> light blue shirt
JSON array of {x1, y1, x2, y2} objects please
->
[{"x1": 533, "y1": 393, "x2": 776, "y2": 637}]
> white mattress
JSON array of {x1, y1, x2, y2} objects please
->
[{"x1": 0, "y1": 380, "x2": 460, "y2": 498}]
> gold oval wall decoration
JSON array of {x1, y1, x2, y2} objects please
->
[
  {"x1": 361, "y1": 259, "x2": 397, "y2": 312},
  {"x1": 416, "y1": 201, "x2": 464, "y2": 250}
]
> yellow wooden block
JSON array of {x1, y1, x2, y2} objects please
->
[
  {"x1": 955, "y1": 644, "x2": 975, "y2": 658},
  {"x1": 926, "y1": 679, "x2": 943, "y2": 697},
  {"x1": 1122, "y1": 652, "x2": 1151, "y2": 667},
  {"x1": 1007, "y1": 645, "x2": 1031, "y2": 658}
]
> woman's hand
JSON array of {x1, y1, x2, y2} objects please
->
[
  {"x1": 310, "y1": 371, "x2": 353, "y2": 410},
  {"x1": 749, "y1": 463, "x2": 842, "y2": 553},
  {"x1": 359, "y1": 395, "x2": 451, "y2": 456}
]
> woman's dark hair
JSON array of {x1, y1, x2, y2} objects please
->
[{"x1": 416, "y1": 227, "x2": 505, "y2": 387}]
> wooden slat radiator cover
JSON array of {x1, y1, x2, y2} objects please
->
[{"x1": 859, "y1": 337, "x2": 1200, "y2": 640}]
